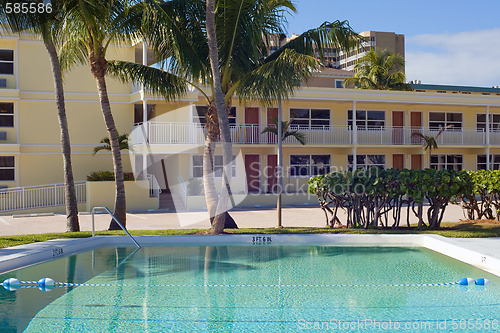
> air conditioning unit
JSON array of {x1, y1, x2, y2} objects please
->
[
  {"x1": 0, "y1": 132, "x2": 7, "y2": 140},
  {"x1": 0, "y1": 79, "x2": 6, "y2": 88}
]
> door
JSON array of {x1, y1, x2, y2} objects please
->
[
  {"x1": 267, "y1": 154, "x2": 278, "y2": 193},
  {"x1": 393, "y1": 154, "x2": 404, "y2": 169},
  {"x1": 392, "y1": 111, "x2": 404, "y2": 144},
  {"x1": 411, "y1": 154, "x2": 422, "y2": 170},
  {"x1": 266, "y1": 108, "x2": 278, "y2": 144},
  {"x1": 410, "y1": 111, "x2": 423, "y2": 144},
  {"x1": 244, "y1": 154, "x2": 260, "y2": 192},
  {"x1": 245, "y1": 107, "x2": 260, "y2": 143}
]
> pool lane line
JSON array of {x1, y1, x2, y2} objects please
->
[{"x1": 18, "y1": 280, "x2": 460, "y2": 288}]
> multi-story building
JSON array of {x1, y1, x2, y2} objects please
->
[{"x1": 1, "y1": 35, "x2": 499, "y2": 214}]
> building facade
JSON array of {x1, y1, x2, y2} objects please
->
[{"x1": 1, "y1": 35, "x2": 499, "y2": 213}]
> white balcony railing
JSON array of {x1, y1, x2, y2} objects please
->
[
  {"x1": 0, "y1": 182, "x2": 86, "y2": 212},
  {"x1": 131, "y1": 122, "x2": 489, "y2": 146}
]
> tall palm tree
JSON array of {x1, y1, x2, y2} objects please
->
[
  {"x1": 0, "y1": 0, "x2": 80, "y2": 232},
  {"x1": 108, "y1": 0, "x2": 360, "y2": 233},
  {"x1": 343, "y1": 49, "x2": 411, "y2": 91},
  {"x1": 411, "y1": 125, "x2": 452, "y2": 168},
  {"x1": 58, "y1": 0, "x2": 150, "y2": 229}
]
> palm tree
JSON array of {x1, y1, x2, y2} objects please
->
[
  {"x1": 411, "y1": 125, "x2": 452, "y2": 168},
  {"x1": 262, "y1": 116, "x2": 305, "y2": 228},
  {"x1": 343, "y1": 49, "x2": 411, "y2": 91},
  {"x1": 58, "y1": 0, "x2": 147, "y2": 230},
  {"x1": 0, "y1": 1, "x2": 80, "y2": 232},
  {"x1": 93, "y1": 133, "x2": 130, "y2": 155},
  {"x1": 261, "y1": 117, "x2": 306, "y2": 145},
  {"x1": 108, "y1": 0, "x2": 360, "y2": 233}
]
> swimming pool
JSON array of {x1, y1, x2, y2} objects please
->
[{"x1": 1, "y1": 242, "x2": 499, "y2": 332}]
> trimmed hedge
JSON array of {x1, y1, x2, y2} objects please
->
[
  {"x1": 308, "y1": 168, "x2": 473, "y2": 230},
  {"x1": 87, "y1": 171, "x2": 135, "y2": 181}
]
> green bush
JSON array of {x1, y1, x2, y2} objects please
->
[
  {"x1": 87, "y1": 171, "x2": 135, "y2": 181},
  {"x1": 308, "y1": 168, "x2": 473, "y2": 230},
  {"x1": 458, "y1": 170, "x2": 500, "y2": 220}
]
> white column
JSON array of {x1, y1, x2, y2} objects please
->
[
  {"x1": 486, "y1": 106, "x2": 490, "y2": 170},
  {"x1": 352, "y1": 101, "x2": 357, "y2": 144}
]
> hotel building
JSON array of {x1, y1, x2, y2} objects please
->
[{"x1": 1, "y1": 35, "x2": 499, "y2": 213}]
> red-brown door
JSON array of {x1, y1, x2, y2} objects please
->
[
  {"x1": 411, "y1": 154, "x2": 422, "y2": 170},
  {"x1": 267, "y1": 154, "x2": 277, "y2": 193},
  {"x1": 267, "y1": 108, "x2": 278, "y2": 144},
  {"x1": 245, "y1": 154, "x2": 260, "y2": 192},
  {"x1": 411, "y1": 111, "x2": 423, "y2": 144},
  {"x1": 245, "y1": 107, "x2": 259, "y2": 143},
  {"x1": 393, "y1": 154, "x2": 404, "y2": 169},
  {"x1": 392, "y1": 111, "x2": 404, "y2": 144}
]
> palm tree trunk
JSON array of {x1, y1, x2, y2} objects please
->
[
  {"x1": 95, "y1": 74, "x2": 127, "y2": 229},
  {"x1": 203, "y1": 129, "x2": 218, "y2": 221},
  {"x1": 206, "y1": 0, "x2": 233, "y2": 234},
  {"x1": 44, "y1": 38, "x2": 80, "y2": 232}
]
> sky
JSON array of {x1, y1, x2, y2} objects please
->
[{"x1": 286, "y1": 0, "x2": 500, "y2": 87}]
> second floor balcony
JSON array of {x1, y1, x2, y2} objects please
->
[{"x1": 131, "y1": 122, "x2": 498, "y2": 147}]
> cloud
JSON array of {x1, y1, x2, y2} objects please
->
[{"x1": 406, "y1": 29, "x2": 500, "y2": 87}]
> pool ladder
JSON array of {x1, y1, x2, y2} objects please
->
[{"x1": 91, "y1": 207, "x2": 141, "y2": 249}]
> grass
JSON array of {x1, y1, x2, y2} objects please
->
[{"x1": 0, "y1": 220, "x2": 498, "y2": 249}]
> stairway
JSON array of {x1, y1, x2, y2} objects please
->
[{"x1": 158, "y1": 190, "x2": 186, "y2": 212}]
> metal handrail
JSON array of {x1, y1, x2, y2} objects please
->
[{"x1": 91, "y1": 206, "x2": 141, "y2": 249}]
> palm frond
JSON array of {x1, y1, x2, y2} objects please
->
[{"x1": 107, "y1": 60, "x2": 190, "y2": 101}]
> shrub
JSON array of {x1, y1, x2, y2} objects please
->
[
  {"x1": 308, "y1": 168, "x2": 473, "y2": 230},
  {"x1": 87, "y1": 171, "x2": 134, "y2": 181}
]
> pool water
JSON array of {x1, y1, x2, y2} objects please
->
[{"x1": 1, "y1": 246, "x2": 499, "y2": 332}]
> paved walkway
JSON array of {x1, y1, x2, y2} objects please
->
[{"x1": 0, "y1": 203, "x2": 472, "y2": 236}]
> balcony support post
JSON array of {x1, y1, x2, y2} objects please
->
[
  {"x1": 487, "y1": 106, "x2": 490, "y2": 170},
  {"x1": 352, "y1": 101, "x2": 357, "y2": 144}
]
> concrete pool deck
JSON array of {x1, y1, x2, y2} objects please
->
[{"x1": 0, "y1": 202, "x2": 478, "y2": 236}]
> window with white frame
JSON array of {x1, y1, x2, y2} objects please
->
[
  {"x1": 0, "y1": 103, "x2": 14, "y2": 127},
  {"x1": 335, "y1": 80, "x2": 344, "y2": 88},
  {"x1": 289, "y1": 154, "x2": 330, "y2": 177},
  {"x1": 0, "y1": 50, "x2": 14, "y2": 75},
  {"x1": 192, "y1": 155, "x2": 236, "y2": 178},
  {"x1": 430, "y1": 154, "x2": 463, "y2": 170},
  {"x1": 476, "y1": 114, "x2": 500, "y2": 132},
  {"x1": 0, "y1": 156, "x2": 14, "y2": 181},
  {"x1": 477, "y1": 155, "x2": 500, "y2": 170},
  {"x1": 347, "y1": 110, "x2": 385, "y2": 129},
  {"x1": 347, "y1": 154, "x2": 385, "y2": 170},
  {"x1": 289, "y1": 108, "x2": 330, "y2": 128},
  {"x1": 194, "y1": 106, "x2": 236, "y2": 125},
  {"x1": 429, "y1": 112, "x2": 462, "y2": 130}
]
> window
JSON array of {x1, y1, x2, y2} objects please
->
[
  {"x1": 289, "y1": 155, "x2": 330, "y2": 177},
  {"x1": 0, "y1": 50, "x2": 13, "y2": 75},
  {"x1": 476, "y1": 114, "x2": 500, "y2": 131},
  {"x1": 477, "y1": 155, "x2": 500, "y2": 170},
  {"x1": 0, "y1": 103, "x2": 14, "y2": 127},
  {"x1": 347, "y1": 110, "x2": 385, "y2": 129},
  {"x1": 194, "y1": 106, "x2": 236, "y2": 125},
  {"x1": 347, "y1": 154, "x2": 385, "y2": 170},
  {"x1": 335, "y1": 80, "x2": 344, "y2": 88},
  {"x1": 192, "y1": 155, "x2": 236, "y2": 178},
  {"x1": 289, "y1": 108, "x2": 330, "y2": 128},
  {"x1": 133, "y1": 104, "x2": 154, "y2": 124},
  {"x1": 0, "y1": 156, "x2": 14, "y2": 181},
  {"x1": 429, "y1": 112, "x2": 462, "y2": 130},
  {"x1": 430, "y1": 154, "x2": 463, "y2": 170}
]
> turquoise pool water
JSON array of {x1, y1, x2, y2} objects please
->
[{"x1": 1, "y1": 245, "x2": 499, "y2": 332}]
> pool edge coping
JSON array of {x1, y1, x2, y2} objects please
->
[{"x1": 0, "y1": 234, "x2": 499, "y2": 277}]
